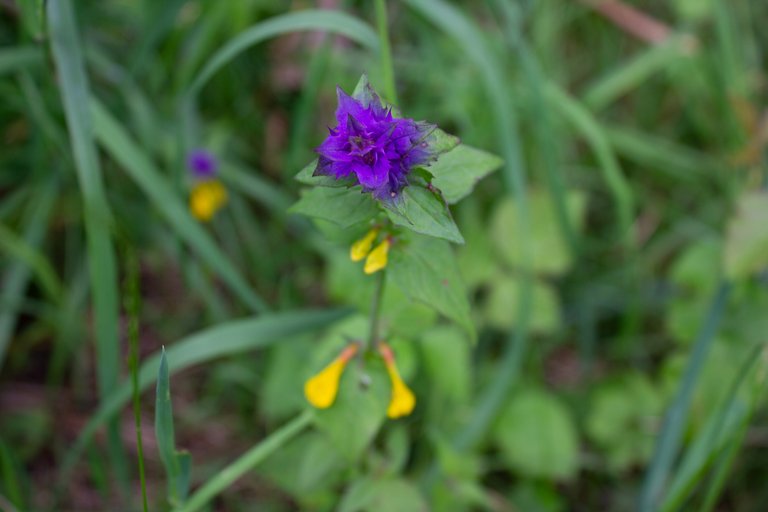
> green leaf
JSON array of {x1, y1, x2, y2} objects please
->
[
  {"x1": 389, "y1": 234, "x2": 473, "y2": 340},
  {"x1": 494, "y1": 388, "x2": 579, "y2": 480},
  {"x1": 339, "y1": 477, "x2": 429, "y2": 512},
  {"x1": 491, "y1": 189, "x2": 586, "y2": 274},
  {"x1": 429, "y1": 127, "x2": 461, "y2": 155},
  {"x1": 289, "y1": 187, "x2": 379, "y2": 228},
  {"x1": 426, "y1": 144, "x2": 502, "y2": 204},
  {"x1": 155, "y1": 349, "x2": 190, "y2": 506},
  {"x1": 724, "y1": 191, "x2": 768, "y2": 279},
  {"x1": 385, "y1": 186, "x2": 464, "y2": 244},
  {"x1": 314, "y1": 363, "x2": 389, "y2": 463},
  {"x1": 484, "y1": 275, "x2": 559, "y2": 335},
  {"x1": 294, "y1": 159, "x2": 352, "y2": 187},
  {"x1": 585, "y1": 373, "x2": 661, "y2": 471}
]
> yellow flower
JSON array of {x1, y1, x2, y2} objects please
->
[
  {"x1": 304, "y1": 344, "x2": 358, "y2": 409},
  {"x1": 379, "y1": 343, "x2": 416, "y2": 419},
  {"x1": 350, "y1": 228, "x2": 379, "y2": 262},
  {"x1": 364, "y1": 239, "x2": 390, "y2": 274},
  {"x1": 190, "y1": 180, "x2": 227, "y2": 222}
]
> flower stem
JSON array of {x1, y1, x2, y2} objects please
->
[
  {"x1": 374, "y1": 0, "x2": 398, "y2": 105},
  {"x1": 367, "y1": 270, "x2": 386, "y2": 353}
]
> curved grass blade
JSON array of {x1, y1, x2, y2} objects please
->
[
  {"x1": 58, "y1": 308, "x2": 350, "y2": 485},
  {"x1": 188, "y1": 9, "x2": 379, "y2": 95},
  {"x1": 47, "y1": 0, "x2": 126, "y2": 482},
  {"x1": 90, "y1": 100, "x2": 268, "y2": 313},
  {"x1": 583, "y1": 38, "x2": 692, "y2": 111},
  {"x1": 172, "y1": 410, "x2": 314, "y2": 512},
  {"x1": 544, "y1": 83, "x2": 634, "y2": 245},
  {"x1": 639, "y1": 282, "x2": 731, "y2": 512}
]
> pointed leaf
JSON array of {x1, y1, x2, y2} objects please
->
[
  {"x1": 385, "y1": 186, "x2": 464, "y2": 244},
  {"x1": 389, "y1": 234, "x2": 474, "y2": 340},
  {"x1": 425, "y1": 144, "x2": 502, "y2": 204}
]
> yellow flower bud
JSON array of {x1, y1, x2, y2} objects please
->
[
  {"x1": 378, "y1": 343, "x2": 416, "y2": 419},
  {"x1": 350, "y1": 228, "x2": 379, "y2": 262},
  {"x1": 364, "y1": 239, "x2": 390, "y2": 274},
  {"x1": 190, "y1": 180, "x2": 227, "y2": 222},
  {"x1": 304, "y1": 345, "x2": 358, "y2": 409}
]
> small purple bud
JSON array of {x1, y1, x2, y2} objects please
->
[{"x1": 187, "y1": 149, "x2": 218, "y2": 178}]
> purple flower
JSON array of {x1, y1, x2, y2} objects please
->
[
  {"x1": 314, "y1": 83, "x2": 437, "y2": 200},
  {"x1": 187, "y1": 149, "x2": 218, "y2": 178}
]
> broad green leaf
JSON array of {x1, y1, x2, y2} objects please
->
[
  {"x1": 425, "y1": 144, "x2": 502, "y2": 204},
  {"x1": 494, "y1": 388, "x2": 579, "y2": 480},
  {"x1": 484, "y1": 275, "x2": 559, "y2": 335},
  {"x1": 724, "y1": 191, "x2": 768, "y2": 279},
  {"x1": 0, "y1": 46, "x2": 42, "y2": 76},
  {"x1": 339, "y1": 477, "x2": 429, "y2": 512},
  {"x1": 314, "y1": 363, "x2": 389, "y2": 463},
  {"x1": 491, "y1": 189, "x2": 586, "y2": 274},
  {"x1": 385, "y1": 186, "x2": 464, "y2": 244},
  {"x1": 389, "y1": 234, "x2": 474, "y2": 340},
  {"x1": 294, "y1": 159, "x2": 352, "y2": 187},
  {"x1": 289, "y1": 187, "x2": 379, "y2": 228},
  {"x1": 585, "y1": 373, "x2": 661, "y2": 471}
]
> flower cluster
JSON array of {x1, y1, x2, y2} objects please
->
[
  {"x1": 187, "y1": 149, "x2": 227, "y2": 222},
  {"x1": 304, "y1": 342, "x2": 415, "y2": 419},
  {"x1": 314, "y1": 83, "x2": 437, "y2": 201}
]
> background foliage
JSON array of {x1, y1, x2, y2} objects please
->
[{"x1": 1, "y1": 0, "x2": 767, "y2": 511}]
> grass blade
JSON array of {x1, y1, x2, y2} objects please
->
[
  {"x1": 58, "y1": 308, "x2": 350, "y2": 484},
  {"x1": 188, "y1": 9, "x2": 379, "y2": 95},
  {"x1": 544, "y1": 83, "x2": 635, "y2": 245},
  {"x1": 47, "y1": 0, "x2": 126, "y2": 483},
  {"x1": 0, "y1": 181, "x2": 56, "y2": 370},
  {"x1": 0, "y1": 46, "x2": 42, "y2": 76},
  {"x1": 583, "y1": 38, "x2": 692, "y2": 111},
  {"x1": 172, "y1": 410, "x2": 314, "y2": 512},
  {"x1": 639, "y1": 282, "x2": 731, "y2": 512},
  {"x1": 90, "y1": 100, "x2": 269, "y2": 313},
  {"x1": 155, "y1": 348, "x2": 190, "y2": 506}
]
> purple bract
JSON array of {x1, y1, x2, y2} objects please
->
[
  {"x1": 314, "y1": 82, "x2": 436, "y2": 200},
  {"x1": 187, "y1": 149, "x2": 218, "y2": 178}
]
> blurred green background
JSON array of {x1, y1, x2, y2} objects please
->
[{"x1": 1, "y1": 0, "x2": 767, "y2": 510}]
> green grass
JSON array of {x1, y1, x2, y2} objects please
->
[{"x1": 1, "y1": 0, "x2": 766, "y2": 510}]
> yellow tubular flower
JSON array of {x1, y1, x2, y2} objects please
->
[
  {"x1": 379, "y1": 343, "x2": 416, "y2": 419},
  {"x1": 304, "y1": 345, "x2": 358, "y2": 409},
  {"x1": 190, "y1": 180, "x2": 228, "y2": 222},
  {"x1": 350, "y1": 228, "x2": 379, "y2": 262},
  {"x1": 364, "y1": 239, "x2": 390, "y2": 274}
]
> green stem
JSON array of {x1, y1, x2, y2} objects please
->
[
  {"x1": 374, "y1": 0, "x2": 398, "y2": 105},
  {"x1": 367, "y1": 270, "x2": 386, "y2": 353},
  {"x1": 125, "y1": 245, "x2": 149, "y2": 512},
  {"x1": 172, "y1": 411, "x2": 314, "y2": 512}
]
